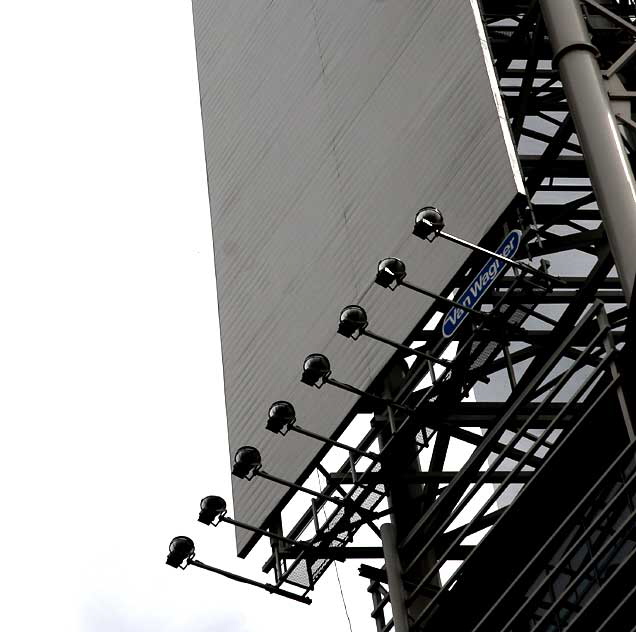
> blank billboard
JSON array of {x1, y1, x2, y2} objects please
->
[{"x1": 192, "y1": 0, "x2": 524, "y2": 554}]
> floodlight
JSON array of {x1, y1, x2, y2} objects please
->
[
  {"x1": 301, "y1": 354, "x2": 331, "y2": 387},
  {"x1": 232, "y1": 446, "x2": 262, "y2": 479},
  {"x1": 198, "y1": 495, "x2": 227, "y2": 526},
  {"x1": 266, "y1": 401, "x2": 296, "y2": 434},
  {"x1": 375, "y1": 258, "x2": 407, "y2": 289},
  {"x1": 166, "y1": 536, "x2": 195, "y2": 568},
  {"x1": 338, "y1": 305, "x2": 368, "y2": 339},
  {"x1": 413, "y1": 206, "x2": 445, "y2": 241}
]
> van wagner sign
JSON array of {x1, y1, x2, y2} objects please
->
[{"x1": 442, "y1": 229, "x2": 522, "y2": 338}]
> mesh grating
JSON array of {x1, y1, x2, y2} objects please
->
[
  {"x1": 470, "y1": 304, "x2": 533, "y2": 371},
  {"x1": 281, "y1": 463, "x2": 386, "y2": 588}
]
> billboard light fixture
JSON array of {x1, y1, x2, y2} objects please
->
[
  {"x1": 198, "y1": 494, "x2": 330, "y2": 553},
  {"x1": 301, "y1": 354, "x2": 414, "y2": 415},
  {"x1": 166, "y1": 534, "x2": 310, "y2": 604},
  {"x1": 338, "y1": 305, "x2": 369, "y2": 339},
  {"x1": 199, "y1": 495, "x2": 228, "y2": 526},
  {"x1": 375, "y1": 258, "x2": 407, "y2": 290},
  {"x1": 301, "y1": 354, "x2": 331, "y2": 387},
  {"x1": 166, "y1": 536, "x2": 195, "y2": 568},
  {"x1": 266, "y1": 401, "x2": 297, "y2": 435},
  {"x1": 413, "y1": 206, "x2": 445, "y2": 241},
  {"x1": 233, "y1": 448, "x2": 380, "y2": 519},
  {"x1": 267, "y1": 400, "x2": 381, "y2": 461},
  {"x1": 232, "y1": 446, "x2": 262, "y2": 480},
  {"x1": 413, "y1": 206, "x2": 561, "y2": 285},
  {"x1": 338, "y1": 305, "x2": 452, "y2": 368}
]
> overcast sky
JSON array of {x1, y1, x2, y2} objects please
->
[{"x1": 0, "y1": 2, "x2": 372, "y2": 630}]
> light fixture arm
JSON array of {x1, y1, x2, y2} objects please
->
[
  {"x1": 188, "y1": 559, "x2": 312, "y2": 604},
  {"x1": 436, "y1": 229, "x2": 562, "y2": 285},
  {"x1": 362, "y1": 328, "x2": 452, "y2": 368},
  {"x1": 324, "y1": 376, "x2": 415, "y2": 414},
  {"x1": 400, "y1": 279, "x2": 489, "y2": 319},
  {"x1": 218, "y1": 514, "x2": 310, "y2": 549},
  {"x1": 289, "y1": 423, "x2": 381, "y2": 461}
]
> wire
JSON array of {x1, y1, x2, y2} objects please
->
[
  {"x1": 315, "y1": 470, "x2": 354, "y2": 632},
  {"x1": 334, "y1": 561, "x2": 353, "y2": 632}
]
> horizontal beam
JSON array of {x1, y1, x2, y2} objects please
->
[
  {"x1": 279, "y1": 546, "x2": 384, "y2": 560},
  {"x1": 329, "y1": 471, "x2": 534, "y2": 485},
  {"x1": 359, "y1": 564, "x2": 388, "y2": 584},
  {"x1": 418, "y1": 402, "x2": 579, "y2": 428},
  {"x1": 529, "y1": 207, "x2": 602, "y2": 223},
  {"x1": 520, "y1": 154, "x2": 589, "y2": 177},
  {"x1": 495, "y1": 276, "x2": 619, "y2": 289},
  {"x1": 411, "y1": 329, "x2": 624, "y2": 344},
  {"x1": 281, "y1": 544, "x2": 473, "y2": 562},
  {"x1": 484, "y1": 290, "x2": 624, "y2": 304}
]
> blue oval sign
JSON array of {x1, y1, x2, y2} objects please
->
[{"x1": 442, "y1": 229, "x2": 522, "y2": 338}]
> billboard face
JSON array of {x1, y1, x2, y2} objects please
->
[{"x1": 192, "y1": 0, "x2": 524, "y2": 554}]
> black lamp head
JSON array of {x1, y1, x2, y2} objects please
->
[
  {"x1": 338, "y1": 305, "x2": 368, "y2": 339},
  {"x1": 301, "y1": 353, "x2": 331, "y2": 387},
  {"x1": 375, "y1": 258, "x2": 407, "y2": 289},
  {"x1": 266, "y1": 401, "x2": 296, "y2": 434},
  {"x1": 166, "y1": 536, "x2": 195, "y2": 568},
  {"x1": 413, "y1": 206, "x2": 445, "y2": 241},
  {"x1": 198, "y1": 495, "x2": 227, "y2": 526},
  {"x1": 232, "y1": 446, "x2": 262, "y2": 479}
]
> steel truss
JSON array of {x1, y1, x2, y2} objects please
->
[{"x1": 226, "y1": 1, "x2": 636, "y2": 630}]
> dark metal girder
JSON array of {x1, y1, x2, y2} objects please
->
[
  {"x1": 281, "y1": 546, "x2": 384, "y2": 560},
  {"x1": 530, "y1": 206, "x2": 600, "y2": 223},
  {"x1": 359, "y1": 564, "x2": 387, "y2": 584},
  {"x1": 503, "y1": 95, "x2": 569, "y2": 115},
  {"x1": 496, "y1": 276, "x2": 619, "y2": 289},
  {"x1": 521, "y1": 154, "x2": 589, "y2": 178},
  {"x1": 329, "y1": 471, "x2": 534, "y2": 485},
  {"x1": 415, "y1": 401, "x2": 578, "y2": 430},
  {"x1": 527, "y1": 226, "x2": 605, "y2": 256},
  {"x1": 486, "y1": 289, "x2": 624, "y2": 303},
  {"x1": 410, "y1": 328, "x2": 625, "y2": 344},
  {"x1": 278, "y1": 544, "x2": 475, "y2": 561}
]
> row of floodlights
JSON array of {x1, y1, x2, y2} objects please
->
[
  {"x1": 166, "y1": 493, "x2": 232, "y2": 567},
  {"x1": 165, "y1": 492, "x2": 317, "y2": 604},
  {"x1": 165, "y1": 207, "x2": 553, "y2": 601}
]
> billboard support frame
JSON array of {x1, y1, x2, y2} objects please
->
[{"x1": 176, "y1": 1, "x2": 636, "y2": 628}]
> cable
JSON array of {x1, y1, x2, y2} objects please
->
[
  {"x1": 333, "y1": 561, "x2": 353, "y2": 632},
  {"x1": 315, "y1": 470, "x2": 354, "y2": 632}
]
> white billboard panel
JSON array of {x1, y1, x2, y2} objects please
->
[{"x1": 192, "y1": 0, "x2": 523, "y2": 554}]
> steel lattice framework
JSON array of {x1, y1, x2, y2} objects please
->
[{"x1": 176, "y1": 1, "x2": 636, "y2": 630}]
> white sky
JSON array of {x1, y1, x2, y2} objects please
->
[{"x1": 0, "y1": 2, "x2": 373, "y2": 630}]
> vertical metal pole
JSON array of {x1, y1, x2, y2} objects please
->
[
  {"x1": 540, "y1": 0, "x2": 636, "y2": 305},
  {"x1": 380, "y1": 523, "x2": 410, "y2": 632},
  {"x1": 373, "y1": 360, "x2": 440, "y2": 622}
]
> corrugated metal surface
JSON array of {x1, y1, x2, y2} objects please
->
[{"x1": 191, "y1": 0, "x2": 523, "y2": 554}]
